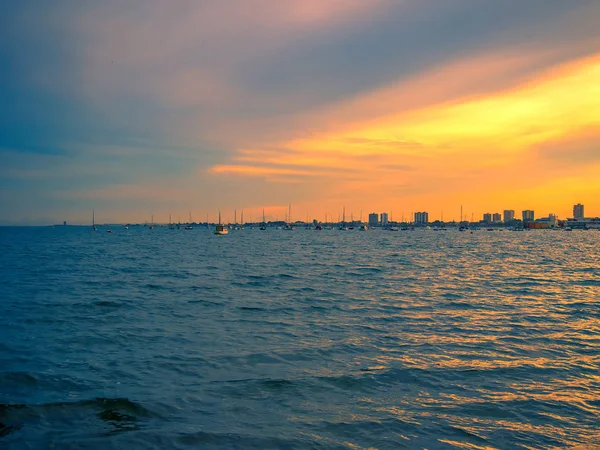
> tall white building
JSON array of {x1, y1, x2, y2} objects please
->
[
  {"x1": 381, "y1": 212, "x2": 389, "y2": 226},
  {"x1": 503, "y1": 210, "x2": 515, "y2": 222},
  {"x1": 522, "y1": 210, "x2": 535, "y2": 222},
  {"x1": 368, "y1": 213, "x2": 379, "y2": 226},
  {"x1": 414, "y1": 212, "x2": 429, "y2": 224}
]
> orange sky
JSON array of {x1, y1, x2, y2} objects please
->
[
  {"x1": 3, "y1": 1, "x2": 600, "y2": 224},
  {"x1": 211, "y1": 54, "x2": 600, "y2": 222}
]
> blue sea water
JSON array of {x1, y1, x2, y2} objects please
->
[{"x1": 0, "y1": 226, "x2": 599, "y2": 449}]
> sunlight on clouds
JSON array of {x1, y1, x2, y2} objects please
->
[
  {"x1": 210, "y1": 54, "x2": 600, "y2": 217},
  {"x1": 301, "y1": 55, "x2": 600, "y2": 156}
]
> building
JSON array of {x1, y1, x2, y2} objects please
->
[
  {"x1": 380, "y1": 212, "x2": 389, "y2": 226},
  {"x1": 368, "y1": 213, "x2": 379, "y2": 226},
  {"x1": 525, "y1": 214, "x2": 558, "y2": 229},
  {"x1": 573, "y1": 204, "x2": 584, "y2": 219},
  {"x1": 566, "y1": 217, "x2": 600, "y2": 229},
  {"x1": 414, "y1": 212, "x2": 429, "y2": 224},
  {"x1": 503, "y1": 210, "x2": 515, "y2": 222},
  {"x1": 522, "y1": 210, "x2": 535, "y2": 222},
  {"x1": 483, "y1": 213, "x2": 492, "y2": 223},
  {"x1": 492, "y1": 213, "x2": 502, "y2": 223}
]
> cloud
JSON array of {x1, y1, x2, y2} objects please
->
[
  {"x1": 378, "y1": 165, "x2": 415, "y2": 172},
  {"x1": 2, "y1": 1, "x2": 600, "y2": 223},
  {"x1": 535, "y1": 129, "x2": 600, "y2": 167}
]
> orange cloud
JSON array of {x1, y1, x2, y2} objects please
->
[{"x1": 211, "y1": 53, "x2": 600, "y2": 219}]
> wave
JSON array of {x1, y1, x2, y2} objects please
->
[
  {"x1": 0, "y1": 397, "x2": 161, "y2": 438},
  {"x1": 176, "y1": 431, "x2": 320, "y2": 448},
  {"x1": 0, "y1": 397, "x2": 159, "y2": 418}
]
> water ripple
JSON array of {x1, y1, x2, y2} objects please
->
[{"x1": 1, "y1": 227, "x2": 599, "y2": 448}]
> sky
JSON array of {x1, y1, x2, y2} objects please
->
[{"x1": 1, "y1": 0, "x2": 599, "y2": 225}]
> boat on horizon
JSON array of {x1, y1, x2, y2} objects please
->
[
  {"x1": 215, "y1": 211, "x2": 229, "y2": 235},
  {"x1": 260, "y1": 208, "x2": 267, "y2": 230},
  {"x1": 283, "y1": 203, "x2": 294, "y2": 230},
  {"x1": 338, "y1": 206, "x2": 348, "y2": 230},
  {"x1": 92, "y1": 209, "x2": 97, "y2": 231}
]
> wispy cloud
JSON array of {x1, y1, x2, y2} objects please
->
[{"x1": 2, "y1": 1, "x2": 600, "y2": 223}]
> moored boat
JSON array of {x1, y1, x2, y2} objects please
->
[{"x1": 215, "y1": 211, "x2": 228, "y2": 235}]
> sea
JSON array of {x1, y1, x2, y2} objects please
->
[{"x1": 1, "y1": 226, "x2": 599, "y2": 449}]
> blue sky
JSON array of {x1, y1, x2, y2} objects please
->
[{"x1": 1, "y1": 1, "x2": 599, "y2": 224}]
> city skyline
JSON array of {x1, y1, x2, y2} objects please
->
[
  {"x1": 47, "y1": 202, "x2": 594, "y2": 227},
  {"x1": 2, "y1": 2, "x2": 600, "y2": 225}
]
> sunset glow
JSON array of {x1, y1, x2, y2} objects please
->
[
  {"x1": 1, "y1": 1, "x2": 599, "y2": 224},
  {"x1": 212, "y1": 55, "x2": 600, "y2": 221}
]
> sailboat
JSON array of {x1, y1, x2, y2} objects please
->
[
  {"x1": 304, "y1": 212, "x2": 312, "y2": 230},
  {"x1": 233, "y1": 209, "x2": 241, "y2": 230},
  {"x1": 214, "y1": 211, "x2": 228, "y2": 235},
  {"x1": 260, "y1": 208, "x2": 267, "y2": 230},
  {"x1": 169, "y1": 213, "x2": 175, "y2": 230},
  {"x1": 283, "y1": 203, "x2": 294, "y2": 230},
  {"x1": 149, "y1": 214, "x2": 155, "y2": 230},
  {"x1": 185, "y1": 212, "x2": 193, "y2": 229},
  {"x1": 92, "y1": 209, "x2": 97, "y2": 231},
  {"x1": 339, "y1": 206, "x2": 348, "y2": 230}
]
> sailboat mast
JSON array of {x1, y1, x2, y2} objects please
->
[
  {"x1": 288, "y1": 203, "x2": 292, "y2": 224},
  {"x1": 234, "y1": 209, "x2": 237, "y2": 224},
  {"x1": 218, "y1": 211, "x2": 221, "y2": 225}
]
